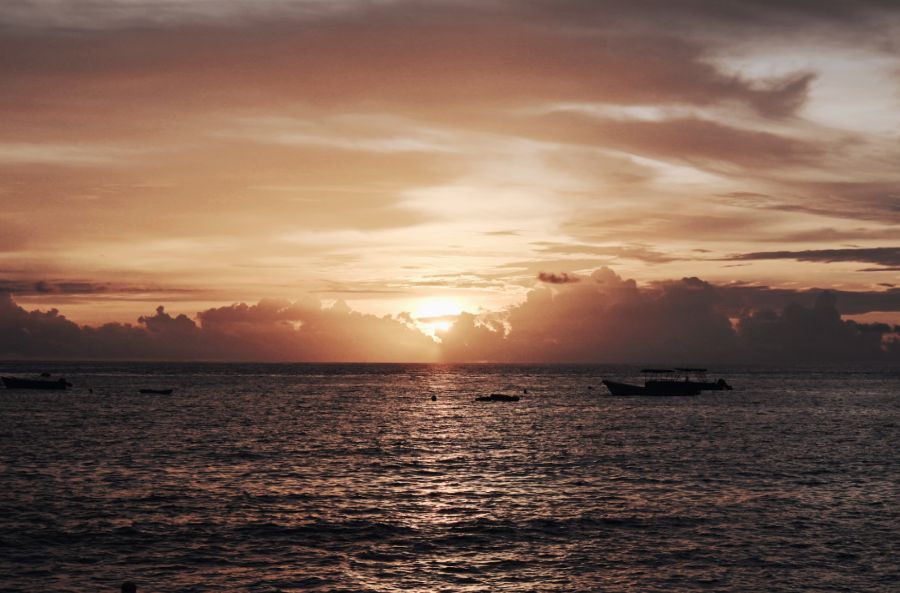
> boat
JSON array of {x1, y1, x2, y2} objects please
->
[
  {"x1": 602, "y1": 367, "x2": 732, "y2": 396},
  {"x1": 646, "y1": 368, "x2": 732, "y2": 391},
  {"x1": 474, "y1": 393, "x2": 521, "y2": 402},
  {"x1": 2, "y1": 376, "x2": 72, "y2": 390},
  {"x1": 139, "y1": 388, "x2": 174, "y2": 395},
  {"x1": 601, "y1": 379, "x2": 700, "y2": 396}
]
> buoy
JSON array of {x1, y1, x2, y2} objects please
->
[{"x1": 431, "y1": 395, "x2": 437, "y2": 401}]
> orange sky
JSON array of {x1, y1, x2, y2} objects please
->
[{"x1": 1, "y1": 1, "x2": 899, "y2": 361}]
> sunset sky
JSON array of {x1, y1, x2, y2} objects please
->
[{"x1": 2, "y1": 0, "x2": 899, "y2": 362}]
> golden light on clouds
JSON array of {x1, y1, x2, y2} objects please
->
[
  {"x1": 1, "y1": 0, "x2": 899, "y2": 361},
  {"x1": 413, "y1": 298, "x2": 464, "y2": 338}
]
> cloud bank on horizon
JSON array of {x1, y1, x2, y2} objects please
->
[
  {"x1": 1, "y1": 0, "x2": 899, "y2": 341},
  {"x1": 2, "y1": 268, "x2": 898, "y2": 363}
]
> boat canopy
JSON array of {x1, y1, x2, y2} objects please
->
[
  {"x1": 675, "y1": 367, "x2": 707, "y2": 372},
  {"x1": 641, "y1": 368, "x2": 674, "y2": 373}
]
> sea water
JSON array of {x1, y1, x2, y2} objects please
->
[{"x1": 0, "y1": 363, "x2": 897, "y2": 592}]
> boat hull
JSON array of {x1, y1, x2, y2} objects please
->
[
  {"x1": 645, "y1": 379, "x2": 732, "y2": 391},
  {"x1": 602, "y1": 379, "x2": 699, "y2": 396},
  {"x1": 2, "y1": 376, "x2": 70, "y2": 390},
  {"x1": 139, "y1": 389, "x2": 173, "y2": 395}
]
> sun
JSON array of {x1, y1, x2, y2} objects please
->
[{"x1": 412, "y1": 298, "x2": 463, "y2": 338}]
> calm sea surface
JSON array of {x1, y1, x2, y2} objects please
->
[{"x1": 0, "y1": 363, "x2": 897, "y2": 593}]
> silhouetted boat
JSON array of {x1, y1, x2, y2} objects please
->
[
  {"x1": 139, "y1": 388, "x2": 173, "y2": 395},
  {"x1": 475, "y1": 393, "x2": 520, "y2": 402},
  {"x1": 602, "y1": 368, "x2": 732, "y2": 396},
  {"x1": 602, "y1": 379, "x2": 700, "y2": 396},
  {"x1": 646, "y1": 368, "x2": 733, "y2": 391},
  {"x1": 2, "y1": 376, "x2": 72, "y2": 390}
]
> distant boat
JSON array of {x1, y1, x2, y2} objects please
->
[
  {"x1": 2, "y1": 376, "x2": 72, "y2": 390},
  {"x1": 139, "y1": 388, "x2": 174, "y2": 395},
  {"x1": 475, "y1": 393, "x2": 521, "y2": 402},
  {"x1": 602, "y1": 368, "x2": 732, "y2": 396}
]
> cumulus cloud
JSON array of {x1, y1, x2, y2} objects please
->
[
  {"x1": 439, "y1": 269, "x2": 899, "y2": 363},
  {"x1": 736, "y1": 291, "x2": 896, "y2": 363},
  {"x1": 5, "y1": 269, "x2": 896, "y2": 363},
  {"x1": 0, "y1": 293, "x2": 438, "y2": 362},
  {"x1": 710, "y1": 283, "x2": 900, "y2": 316}
]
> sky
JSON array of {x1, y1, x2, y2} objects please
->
[{"x1": 1, "y1": 0, "x2": 899, "y2": 362}]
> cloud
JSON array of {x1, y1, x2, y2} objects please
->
[
  {"x1": 727, "y1": 247, "x2": 900, "y2": 267},
  {"x1": 0, "y1": 219, "x2": 29, "y2": 253},
  {"x1": 1, "y1": 268, "x2": 898, "y2": 363},
  {"x1": 0, "y1": 293, "x2": 438, "y2": 362},
  {"x1": 709, "y1": 284, "x2": 900, "y2": 316},
  {"x1": 513, "y1": 113, "x2": 824, "y2": 170},
  {"x1": 737, "y1": 291, "x2": 896, "y2": 363},
  {"x1": 2, "y1": 0, "x2": 900, "y2": 320},
  {"x1": 536, "y1": 242, "x2": 681, "y2": 264},
  {"x1": 0, "y1": 278, "x2": 202, "y2": 298},
  {"x1": 537, "y1": 272, "x2": 580, "y2": 284},
  {"x1": 0, "y1": 3, "x2": 827, "y2": 131},
  {"x1": 438, "y1": 269, "x2": 899, "y2": 363}
]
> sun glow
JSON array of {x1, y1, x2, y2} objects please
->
[{"x1": 413, "y1": 298, "x2": 463, "y2": 338}]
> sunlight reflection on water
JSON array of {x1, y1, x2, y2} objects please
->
[{"x1": 0, "y1": 363, "x2": 898, "y2": 592}]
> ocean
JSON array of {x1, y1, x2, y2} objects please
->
[{"x1": 0, "y1": 363, "x2": 897, "y2": 592}]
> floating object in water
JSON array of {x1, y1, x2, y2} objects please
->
[
  {"x1": 139, "y1": 388, "x2": 174, "y2": 395},
  {"x1": 431, "y1": 395, "x2": 437, "y2": 401},
  {"x1": 2, "y1": 376, "x2": 72, "y2": 390},
  {"x1": 475, "y1": 393, "x2": 520, "y2": 402}
]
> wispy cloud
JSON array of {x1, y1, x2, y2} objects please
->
[{"x1": 727, "y1": 247, "x2": 900, "y2": 267}]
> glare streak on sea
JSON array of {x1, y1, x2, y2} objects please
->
[{"x1": 0, "y1": 363, "x2": 898, "y2": 593}]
